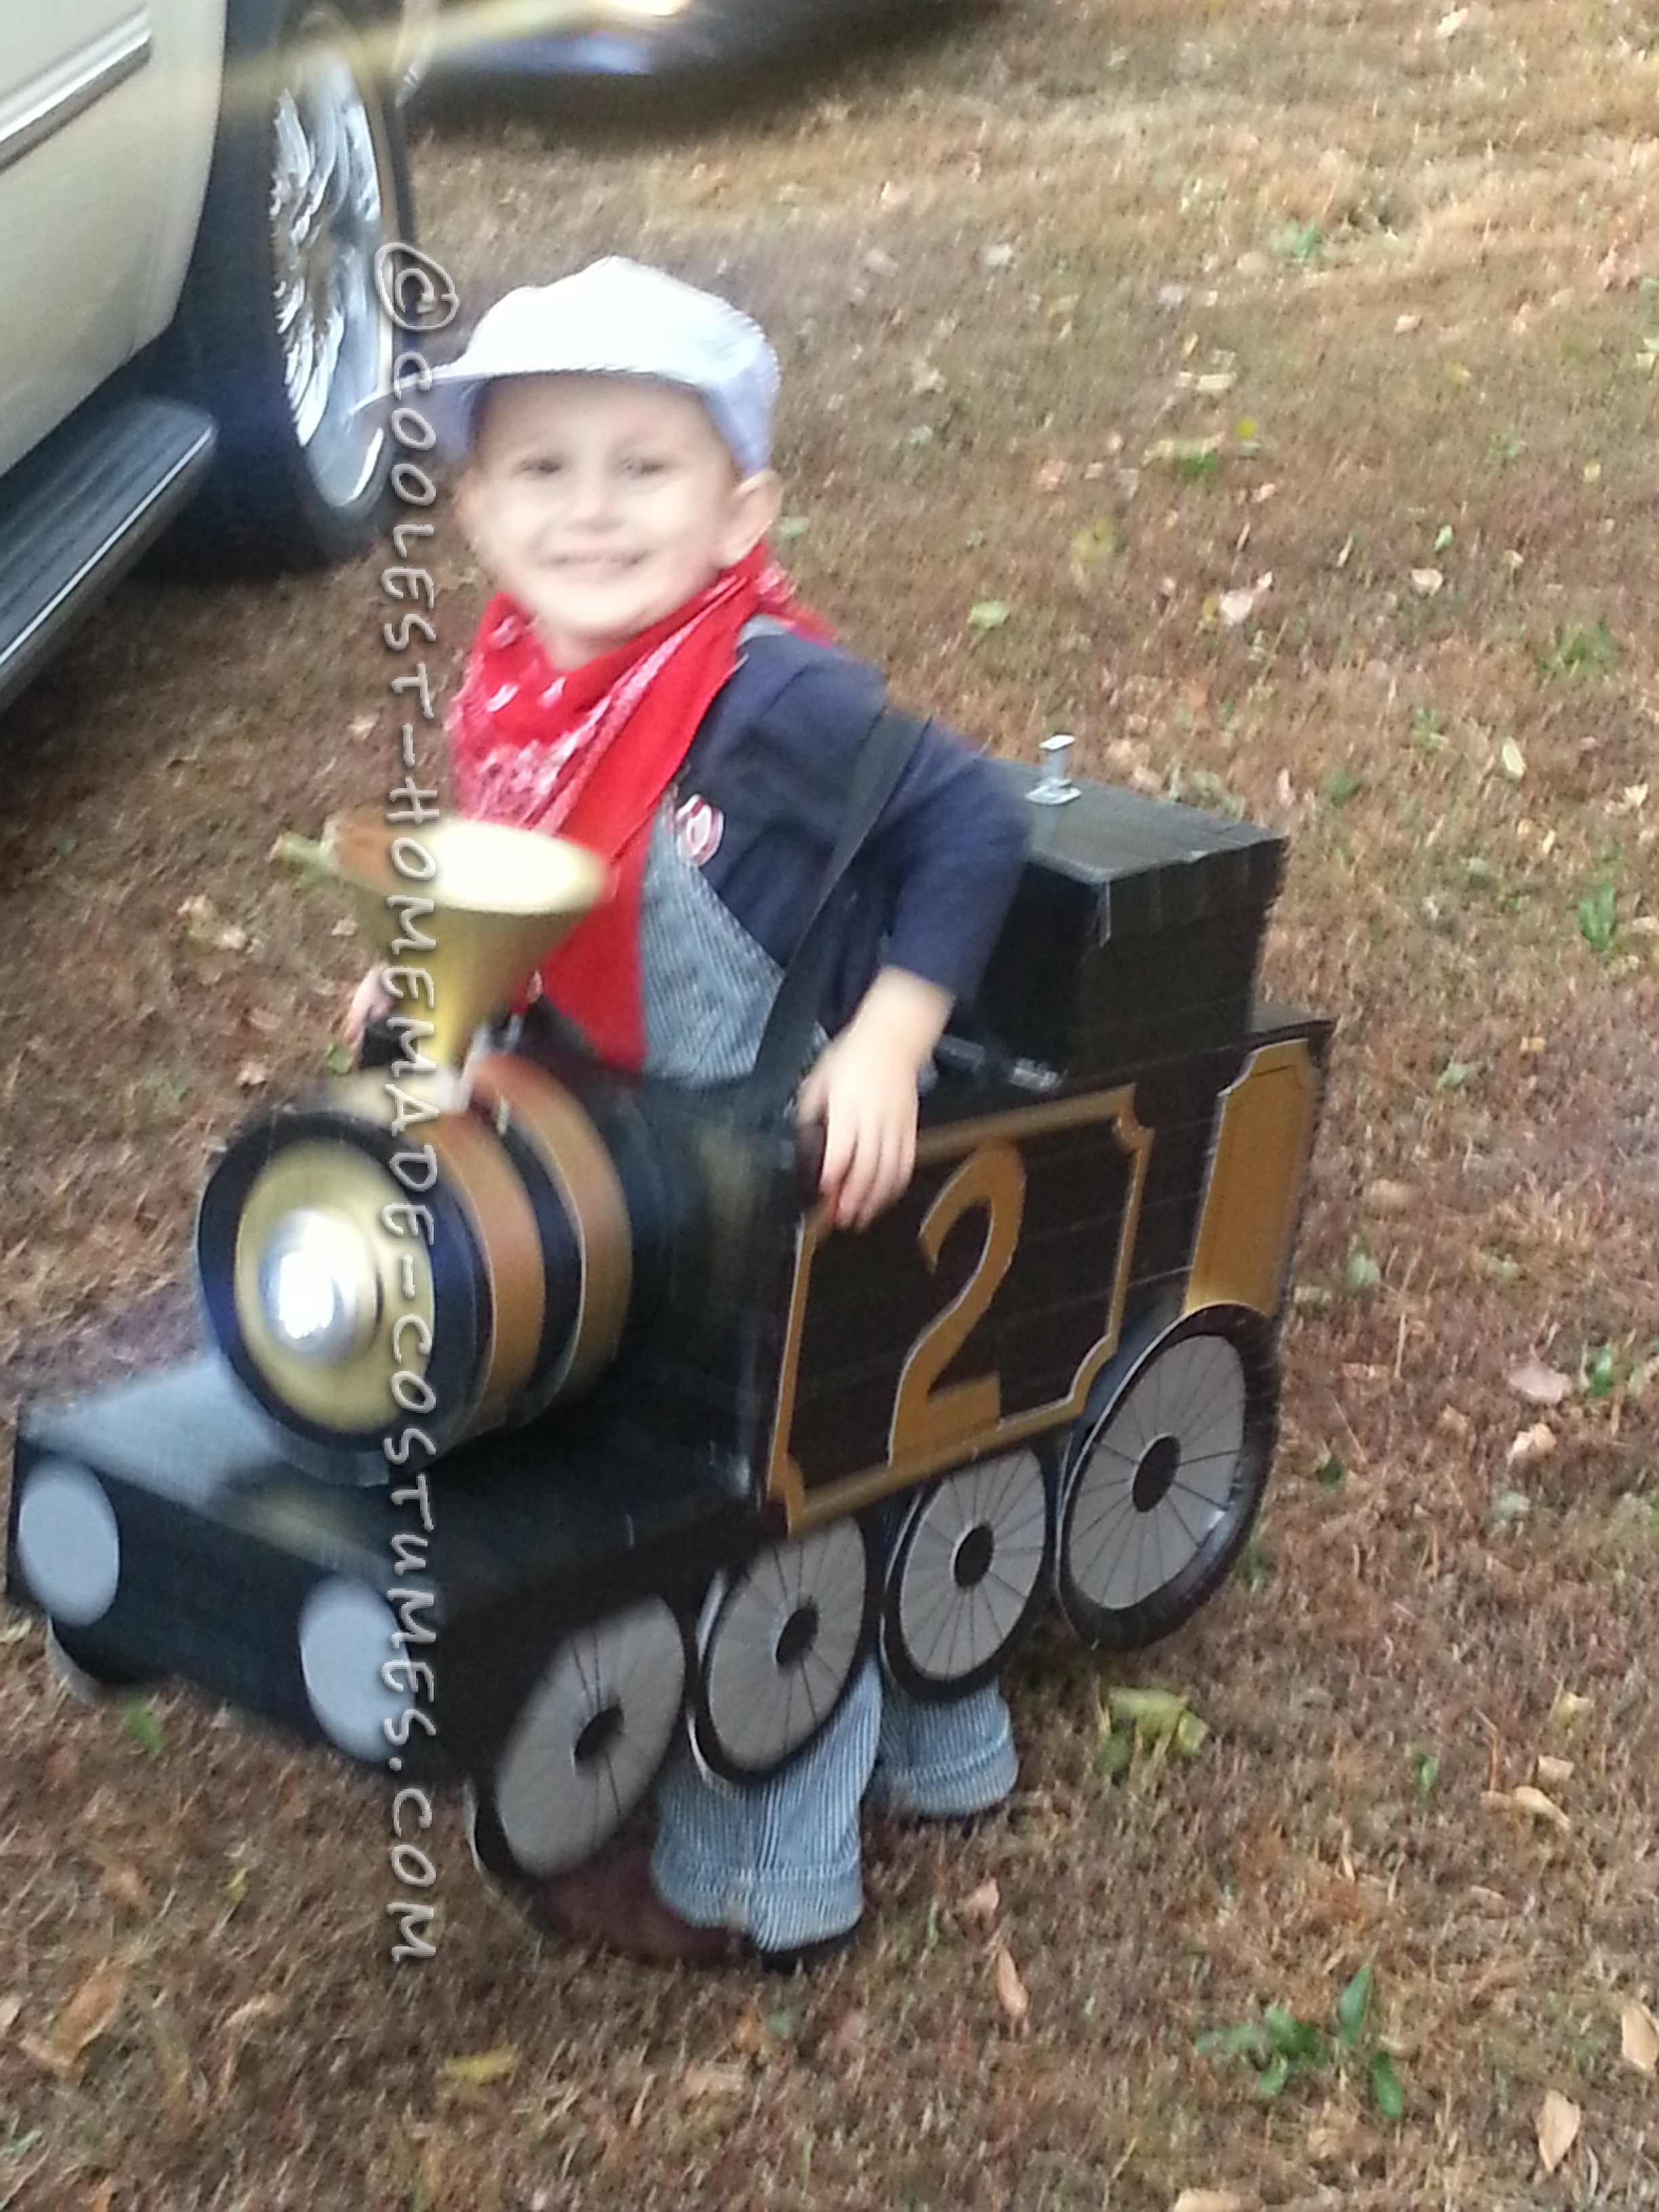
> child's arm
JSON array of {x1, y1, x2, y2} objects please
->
[
  {"x1": 796, "y1": 966, "x2": 952, "y2": 1230},
  {"x1": 342, "y1": 966, "x2": 393, "y2": 1054}
]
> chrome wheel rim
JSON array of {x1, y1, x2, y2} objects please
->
[{"x1": 270, "y1": 7, "x2": 392, "y2": 508}]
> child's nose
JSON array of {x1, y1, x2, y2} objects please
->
[{"x1": 565, "y1": 465, "x2": 619, "y2": 526}]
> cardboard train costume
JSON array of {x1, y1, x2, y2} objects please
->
[{"x1": 7, "y1": 747, "x2": 1331, "y2": 1883}]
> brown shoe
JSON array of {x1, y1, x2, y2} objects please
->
[{"x1": 528, "y1": 1843, "x2": 748, "y2": 1967}]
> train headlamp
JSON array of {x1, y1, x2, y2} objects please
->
[{"x1": 257, "y1": 1210, "x2": 380, "y2": 1364}]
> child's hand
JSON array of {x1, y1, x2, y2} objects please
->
[
  {"x1": 796, "y1": 969, "x2": 952, "y2": 1231},
  {"x1": 342, "y1": 966, "x2": 393, "y2": 1057}
]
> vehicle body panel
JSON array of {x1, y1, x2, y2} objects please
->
[{"x1": 0, "y1": 1, "x2": 224, "y2": 474}]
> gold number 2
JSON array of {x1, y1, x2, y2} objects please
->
[{"x1": 888, "y1": 1141, "x2": 1025, "y2": 1462}]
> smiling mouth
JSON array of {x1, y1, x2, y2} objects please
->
[{"x1": 549, "y1": 552, "x2": 642, "y2": 577}]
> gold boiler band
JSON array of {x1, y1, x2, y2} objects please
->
[
  {"x1": 466, "y1": 1054, "x2": 633, "y2": 1400},
  {"x1": 423, "y1": 1107, "x2": 546, "y2": 1432}
]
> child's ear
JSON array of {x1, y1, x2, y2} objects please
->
[{"x1": 722, "y1": 468, "x2": 783, "y2": 563}]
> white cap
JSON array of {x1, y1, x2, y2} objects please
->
[{"x1": 421, "y1": 258, "x2": 779, "y2": 475}]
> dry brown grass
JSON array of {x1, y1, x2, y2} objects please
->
[{"x1": 2, "y1": 0, "x2": 1656, "y2": 2205}]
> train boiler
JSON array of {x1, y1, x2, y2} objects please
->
[{"x1": 5, "y1": 754, "x2": 1331, "y2": 1885}]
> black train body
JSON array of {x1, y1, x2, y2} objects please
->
[{"x1": 6, "y1": 762, "x2": 1332, "y2": 1881}]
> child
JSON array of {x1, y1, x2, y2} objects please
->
[{"x1": 353, "y1": 258, "x2": 1029, "y2": 1965}]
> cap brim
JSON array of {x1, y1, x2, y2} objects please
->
[{"x1": 347, "y1": 362, "x2": 482, "y2": 464}]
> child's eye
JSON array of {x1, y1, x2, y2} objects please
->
[
  {"x1": 619, "y1": 455, "x2": 668, "y2": 480},
  {"x1": 516, "y1": 455, "x2": 564, "y2": 478}
]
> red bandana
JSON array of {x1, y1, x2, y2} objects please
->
[{"x1": 447, "y1": 545, "x2": 829, "y2": 1067}]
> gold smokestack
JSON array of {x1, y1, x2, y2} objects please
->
[{"x1": 327, "y1": 810, "x2": 609, "y2": 1069}]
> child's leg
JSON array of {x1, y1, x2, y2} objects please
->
[
  {"x1": 651, "y1": 1654, "x2": 880, "y2": 1954},
  {"x1": 869, "y1": 1677, "x2": 1018, "y2": 1820}
]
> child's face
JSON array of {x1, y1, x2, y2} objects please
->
[{"x1": 457, "y1": 374, "x2": 779, "y2": 669}]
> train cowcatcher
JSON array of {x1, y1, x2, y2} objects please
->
[{"x1": 5, "y1": 747, "x2": 1331, "y2": 1888}]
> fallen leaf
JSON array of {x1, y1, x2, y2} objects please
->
[
  {"x1": 30, "y1": 1961, "x2": 127, "y2": 2078},
  {"x1": 960, "y1": 1879, "x2": 1001, "y2": 1926},
  {"x1": 220, "y1": 1995, "x2": 285, "y2": 2039},
  {"x1": 1171, "y1": 2194, "x2": 1244, "y2": 2212},
  {"x1": 1410, "y1": 567, "x2": 1444, "y2": 596},
  {"x1": 1144, "y1": 432, "x2": 1224, "y2": 469},
  {"x1": 235, "y1": 1061, "x2": 270, "y2": 1090},
  {"x1": 1508, "y1": 1422, "x2": 1556, "y2": 1465},
  {"x1": 1435, "y1": 6, "x2": 1469, "y2": 33},
  {"x1": 981, "y1": 241, "x2": 1016, "y2": 271},
  {"x1": 1507, "y1": 1353, "x2": 1572, "y2": 1406},
  {"x1": 1500, "y1": 737, "x2": 1527, "y2": 781},
  {"x1": 909, "y1": 359, "x2": 945, "y2": 396},
  {"x1": 1395, "y1": 312, "x2": 1422, "y2": 334},
  {"x1": 1537, "y1": 2088, "x2": 1581, "y2": 2173},
  {"x1": 442, "y1": 2047, "x2": 518, "y2": 2087},
  {"x1": 1364, "y1": 1179, "x2": 1418, "y2": 1214},
  {"x1": 861, "y1": 246, "x2": 899, "y2": 278},
  {"x1": 1218, "y1": 588, "x2": 1258, "y2": 628},
  {"x1": 682, "y1": 2060, "x2": 748, "y2": 2099},
  {"x1": 1535, "y1": 1754, "x2": 1574, "y2": 1786},
  {"x1": 1549, "y1": 1689, "x2": 1593, "y2": 1728},
  {"x1": 1069, "y1": 518, "x2": 1120, "y2": 581},
  {"x1": 994, "y1": 1944, "x2": 1029, "y2": 2026},
  {"x1": 1107, "y1": 1687, "x2": 1195, "y2": 1744},
  {"x1": 1033, "y1": 457, "x2": 1071, "y2": 493},
  {"x1": 1488, "y1": 1784, "x2": 1570, "y2": 1832},
  {"x1": 1621, "y1": 1998, "x2": 1659, "y2": 2075},
  {"x1": 0, "y1": 1996, "x2": 20, "y2": 2034},
  {"x1": 967, "y1": 600, "x2": 1011, "y2": 634}
]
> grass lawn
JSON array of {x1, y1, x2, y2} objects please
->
[{"x1": 1, "y1": 0, "x2": 1655, "y2": 2204}]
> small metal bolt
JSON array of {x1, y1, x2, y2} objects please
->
[{"x1": 1029, "y1": 731, "x2": 1080, "y2": 806}]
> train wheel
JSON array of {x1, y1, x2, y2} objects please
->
[
  {"x1": 469, "y1": 1599, "x2": 689, "y2": 1881},
  {"x1": 689, "y1": 1517, "x2": 877, "y2": 1782},
  {"x1": 1054, "y1": 1305, "x2": 1278, "y2": 1652},
  {"x1": 878, "y1": 1451, "x2": 1050, "y2": 1700}
]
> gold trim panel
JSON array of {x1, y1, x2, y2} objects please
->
[
  {"x1": 766, "y1": 1085, "x2": 1153, "y2": 1534},
  {"x1": 1184, "y1": 1038, "x2": 1319, "y2": 1318}
]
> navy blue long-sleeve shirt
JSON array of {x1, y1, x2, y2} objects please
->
[{"x1": 674, "y1": 628, "x2": 1027, "y2": 1036}]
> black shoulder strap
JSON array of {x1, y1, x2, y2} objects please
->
[{"x1": 744, "y1": 703, "x2": 928, "y2": 1116}]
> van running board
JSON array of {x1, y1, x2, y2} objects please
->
[{"x1": 0, "y1": 396, "x2": 216, "y2": 713}]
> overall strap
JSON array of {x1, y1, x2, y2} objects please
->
[{"x1": 744, "y1": 703, "x2": 929, "y2": 1118}]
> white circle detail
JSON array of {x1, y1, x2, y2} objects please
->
[
  {"x1": 894, "y1": 1452, "x2": 1048, "y2": 1683},
  {"x1": 298, "y1": 1578, "x2": 408, "y2": 1761},
  {"x1": 699, "y1": 1520, "x2": 869, "y2": 1773},
  {"x1": 495, "y1": 1601, "x2": 685, "y2": 1877},
  {"x1": 16, "y1": 1460, "x2": 121, "y2": 1627},
  {"x1": 1068, "y1": 1335, "x2": 1246, "y2": 1610}
]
